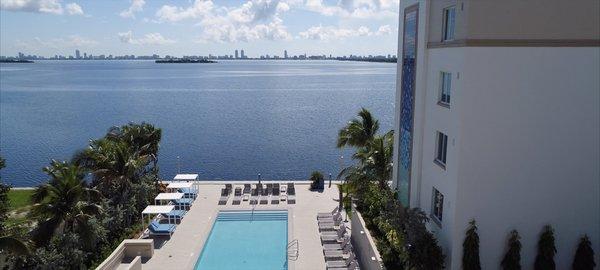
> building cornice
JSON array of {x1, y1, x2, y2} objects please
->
[{"x1": 427, "y1": 39, "x2": 600, "y2": 48}]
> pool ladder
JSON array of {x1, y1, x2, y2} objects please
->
[{"x1": 287, "y1": 239, "x2": 299, "y2": 261}]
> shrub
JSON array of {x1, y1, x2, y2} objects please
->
[
  {"x1": 0, "y1": 156, "x2": 9, "y2": 232},
  {"x1": 463, "y1": 220, "x2": 481, "y2": 270},
  {"x1": 572, "y1": 235, "x2": 596, "y2": 270},
  {"x1": 309, "y1": 171, "x2": 324, "y2": 190},
  {"x1": 501, "y1": 230, "x2": 522, "y2": 270},
  {"x1": 534, "y1": 225, "x2": 557, "y2": 270},
  {"x1": 405, "y1": 208, "x2": 445, "y2": 270}
]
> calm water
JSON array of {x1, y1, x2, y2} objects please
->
[{"x1": 0, "y1": 60, "x2": 395, "y2": 187}]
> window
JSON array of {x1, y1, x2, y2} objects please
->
[
  {"x1": 439, "y1": 72, "x2": 452, "y2": 106},
  {"x1": 432, "y1": 188, "x2": 444, "y2": 224},
  {"x1": 435, "y1": 131, "x2": 448, "y2": 167},
  {"x1": 442, "y1": 6, "x2": 456, "y2": 41}
]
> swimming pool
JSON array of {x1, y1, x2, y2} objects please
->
[{"x1": 194, "y1": 210, "x2": 288, "y2": 270}]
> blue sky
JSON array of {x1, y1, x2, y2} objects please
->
[{"x1": 0, "y1": 0, "x2": 399, "y2": 58}]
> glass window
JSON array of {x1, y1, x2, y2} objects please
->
[
  {"x1": 432, "y1": 188, "x2": 444, "y2": 223},
  {"x1": 443, "y1": 6, "x2": 456, "y2": 41},
  {"x1": 435, "y1": 131, "x2": 448, "y2": 166},
  {"x1": 439, "y1": 72, "x2": 452, "y2": 105}
]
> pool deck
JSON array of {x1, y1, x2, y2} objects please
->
[{"x1": 142, "y1": 181, "x2": 343, "y2": 270}]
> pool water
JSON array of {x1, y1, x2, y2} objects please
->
[{"x1": 195, "y1": 211, "x2": 288, "y2": 270}]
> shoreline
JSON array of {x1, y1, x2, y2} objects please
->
[{"x1": 8, "y1": 179, "x2": 343, "y2": 189}]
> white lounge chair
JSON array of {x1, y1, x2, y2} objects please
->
[
  {"x1": 328, "y1": 260, "x2": 358, "y2": 270},
  {"x1": 250, "y1": 188, "x2": 259, "y2": 205},
  {"x1": 323, "y1": 237, "x2": 351, "y2": 251},
  {"x1": 232, "y1": 187, "x2": 242, "y2": 205},
  {"x1": 259, "y1": 187, "x2": 269, "y2": 204},
  {"x1": 319, "y1": 212, "x2": 342, "y2": 224},
  {"x1": 321, "y1": 224, "x2": 347, "y2": 242},
  {"x1": 287, "y1": 186, "x2": 296, "y2": 204},
  {"x1": 326, "y1": 253, "x2": 355, "y2": 269},
  {"x1": 324, "y1": 243, "x2": 352, "y2": 260},
  {"x1": 318, "y1": 206, "x2": 339, "y2": 219},
  {"x1": 218, "y1": 188, "x2": 230, "y2": 205},
  {"x1": 271, "y1": 187, "x2": 280, "y2": 204}
]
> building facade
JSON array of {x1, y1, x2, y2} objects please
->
[{"x1": 391, "y1": 0, "x2": 600, "y2": 269}]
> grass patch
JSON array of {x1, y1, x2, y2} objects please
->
[{"x1": 8, "y1": 189, "x2": 34, "y2": 211}]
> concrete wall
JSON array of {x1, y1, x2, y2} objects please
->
[
  {"x1": 452, "y1": 47, "x2": 600, "y2": 269},
  {"x1": 350, "y1": 207, "x2": 383, "y2": 270},
  {"x1": 95, "y1": 239, "x2": 154, "y2": 270},
  {"x1": 417, "y1": 46, "x2": 466, "y2": 267},
  {"x1": 465, "y1": 0, "x2": 600, "y2": 40},
  {"x1": 427, "y1": 0, "x2": 600, "y2": 42}
]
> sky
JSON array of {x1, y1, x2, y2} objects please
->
[{"x1": 0, "y1": 0, "x2": 400, "y2": 58}]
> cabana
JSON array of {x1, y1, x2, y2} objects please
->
[
  {"x1": 142, "y1": 205, "x2": 177, "y2": 237},
  {"x1": 167, "y1": 182, "x2": 198, "y2": 199},
  {"x1": 154, "y1": 192, "x2": 190, "y2": 210},
  {"x1": 173, "y1": 173, "x2": 198, "y2": 182}
]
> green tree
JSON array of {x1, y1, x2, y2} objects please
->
[
  {"x1": 337, "y1": 108, "x2": 379, "y2": 149},
  {"x1": 501, "y1": 230, "x2": 522, "y2": 270},
  {"x1": 29, "y1": 160, "x2": 102, "y2": 247},
  {"x1": 534, "y1": 225, "x2": 557, "y2": 270},
  {"x1": 572, "y1": 235, "x2": 595, "y2": 270},
  {"x1": 463, "y1": 220, "x2": 482, "y2": 270}
]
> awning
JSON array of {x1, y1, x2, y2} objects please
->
[
  {"x1": 167, "y1": 182, "x2": 193, "y2": 189},
  {"x1": 155, "y1": 193, "x2": 184, "y2": 201},
  {"x1": 174, "y1": 174, "x2": 198, "y2": 181},
  {"x1": 142, "y1": 205, "x2": 175, "y2": 215}
]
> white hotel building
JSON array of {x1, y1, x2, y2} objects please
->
[{"x1": 391, "y1": 0, "x2": 599, "y2": 269}]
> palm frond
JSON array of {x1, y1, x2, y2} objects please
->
[{"x1": 0, "y1": 236, "x2": 30, "y2": 255}]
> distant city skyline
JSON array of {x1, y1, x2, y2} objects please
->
[
  {"x1": 0, "y1": 0, "x2": 399, "y2": 57},
  {"x1": 3, "y1": 48, "x2": 396, "y2": 61}
]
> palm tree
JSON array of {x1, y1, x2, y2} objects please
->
[
  {"x1": 106, "y1": 122, "x2": 162, "y2": 167},
  {"x1": 29, "y1": 160, "x2": 102, "y2": 247},
  {"x1": 337, "y1": 108, "x2": 379, "y2": 149},
  {"x1": 73, "y1": 123, "x2": 161, "y2": 196},
  {"x1": 363, "y1": 130, "x2": 394, "y2": 189}
]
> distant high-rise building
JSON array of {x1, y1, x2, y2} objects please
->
[
  {"x1": 235, "y1": 50, "x2": 239, "y2": 59},
  {"x1": 75, "y1": 50, "x2": 81, "y2": 59},
  {"x1": 18, "y1": 52, "x2": 24, "y2": 59},
  {"x1": 84, "y1": 53, "x2": 87, "y2": 59},
  {"x1": 240, "y1": 50, "x2": 245, "y2": 59},
  {"x1": 284, "y1": 50, "x2": 288, "y2": 59}
]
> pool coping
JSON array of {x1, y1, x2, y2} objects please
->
[{"x1": 186, "y1": 207, "x2": 296, "y2": 270}]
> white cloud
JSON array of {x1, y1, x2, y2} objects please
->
[
  {"x1": 65, "y1": 3, "x2": 83, "y2": 15},
  {"x1": 0, "y1": 0, "x2": 63, "y2": 14},
  {"x1": 299, "y1": 24, "x2": 391, "y2": 40},
  {"x1": 304, "y1": 0, "x2": 398, "y2": 19},
  {"x1": 155, "y1": 0, "x2": 214, "y2": 22},
  {"x1": 119, "y1": 0, "x2": 145, "y2": 19},
  {"x1": 1, "y1": 0, "x2": 87, "y2": 16},
  {"x1": 117, "y1": 31, "x2": 176, "y2": 45},
  {"x1": 375, "y1": 24, "x2": 391, "y2": 36},
  {"x1": 199, "y1": 16, "x2": 291, "y2": 43},
  {"x1": 156, "y1": 0, "x2": 292, "y2": 43}
]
